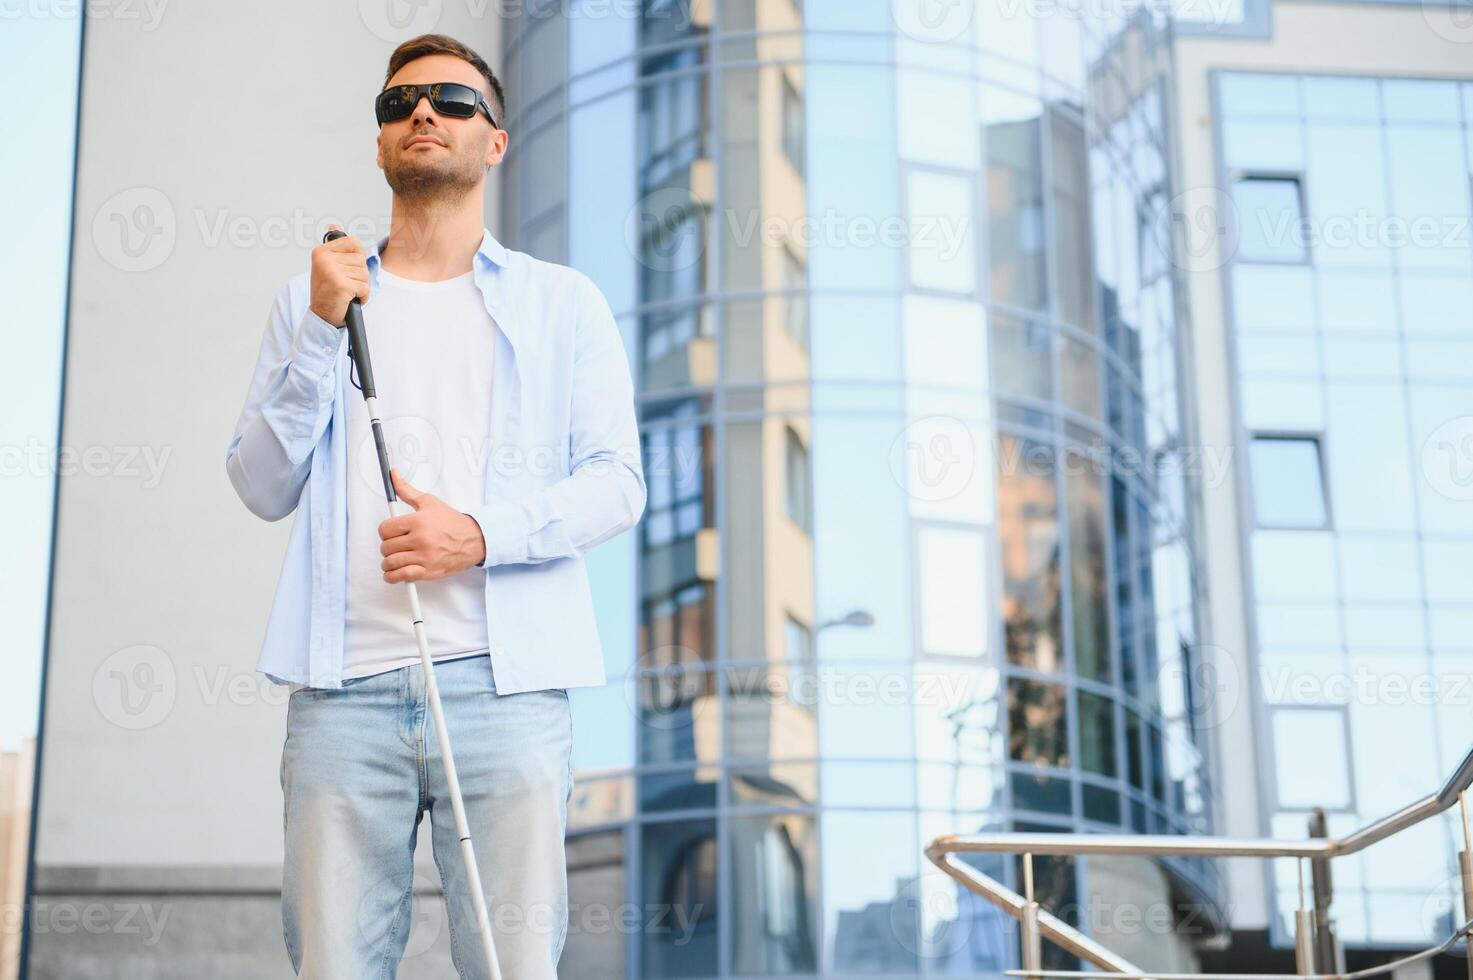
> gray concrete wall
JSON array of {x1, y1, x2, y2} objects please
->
[{"x1": 29, "y1": 1, "x2": 505, "y2": 972}]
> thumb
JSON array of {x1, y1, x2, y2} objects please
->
[{"x1": 391, "y1": 467, "x2": 425, "y2": 509}]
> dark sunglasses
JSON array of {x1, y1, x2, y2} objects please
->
[{"x1": 375, "y1": 82, "x2": 499, "y2": 129}]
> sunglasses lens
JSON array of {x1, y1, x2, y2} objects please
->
[
  {"x1": 376, "y1": 86, "x2": 416, "y2": 124},
  {"x1": 431, "y1": 83, "x2": 479, "y2": 118}
]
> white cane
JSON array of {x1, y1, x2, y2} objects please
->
[{"x1": 324, "y1": 229, "x2": 503, "y2": 980}]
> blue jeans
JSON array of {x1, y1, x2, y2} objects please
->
[{"x1": 280, "y1": 654, "x2": 573, "y2": 979}]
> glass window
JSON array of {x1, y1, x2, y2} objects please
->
[
  {"x1": 779, "y1": 243, "x2": 808, "y2": 351},
  {"x1": 636, "y1": 660, "x2": 720, "y2": 769},
  {"x1": 784, "y1": 425, "x2": 812, "y2": 533},
  {"x1": 563, "y1": 829, "x2": 628, "y2": 973},
  {"x1": 1077, "y1": 691, "x2": 1118, "y2": 778},
  {"x1": 780, "y1": 73, "x2": 805, "y2": 173},
  {"x1": 1272, "y1": 708, "x2": 1352, "y2": 809},
  {"x1": 1050, "y1": 108, "x2": 1096, "y2": 329},
  {"x1": 1232, "y1": 176, "x2": 1306, "y2": 263},
  {"x1": 997, "y1": 436, "x2": 1063, "y2": 671},
  {"x1": 1065, "y1": 450, "x2": 1111, "y2": 682},
  {"x1": 729, "y1": 814, "x2": 820, "y2": 974},
  {"x1": 822, "y1": 811, "x2": 920, "y2": 973},
  {"x1": 642, "y1": 819, "x2": 719, "y2": 976},
  {"x1": 906, "y1": 169, "x2": 977, "y2": 294},
  {"x1": 1007, "y1": 677, "x2": 1069, "y2": 767},
  {"x1": 784, "y1": 614, "x2": 813, "y2": 664},
  {"x1": 986, "y1": 97, "x2": 1047, "y2": 310},
  {"x1": 916, "y1": 525, "x2": 989, "y2": 658},
  {"x1": 1249, "y1": 435, "x2": 1328, "y2": 528},
  {"x1": 991, "y1": 313, "x2": 1053, "y2": 401},
  {"x1": 724, "y1": 662, "x2": 818, "y2": 761}
]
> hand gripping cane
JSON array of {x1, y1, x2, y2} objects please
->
[{"x1": 323, "y1": 230, "x2": 503, "y2": 980}]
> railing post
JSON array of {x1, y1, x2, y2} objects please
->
[
  {"x1": 1458, "y1": 792, "x2": 1473, "y2": 980},
  {"x1": 1293, "y1": 859, "x2": 1316, "y2": 976},
  {"x1": 1307, "y1": 808, "x2": 1344, "y2": 975},
  {"x1": 1020, "y1": 851, "x2": 1044, "y2": 980}
]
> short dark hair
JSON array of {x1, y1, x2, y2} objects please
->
[{"x1": 383, "y1": 33, "x2": 506, "y2": 126}]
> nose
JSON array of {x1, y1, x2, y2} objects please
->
[{"x1": 409, "y1": 92, "x2": 439, "y2": 127}]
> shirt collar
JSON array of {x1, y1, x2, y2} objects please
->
[{"x1": 365, "y1": 226, "x2": 509, "y2": 270}]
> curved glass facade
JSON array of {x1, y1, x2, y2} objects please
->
[{"x1": 498, "y1": 2, "x2": 1216, "y2": 974}]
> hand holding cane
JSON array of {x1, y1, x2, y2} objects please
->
[{"x1": 323, "y1": 228, "x2": 503, "y2": 980}]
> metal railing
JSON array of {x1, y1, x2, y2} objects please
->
[{"x1": 925, "y1": 745, "x2": 1473, "y2": 980}]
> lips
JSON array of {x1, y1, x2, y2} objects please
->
[{"x1": 406, "y1": 135, "x2": 444, "y2": 148}]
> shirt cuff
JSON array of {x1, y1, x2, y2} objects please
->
[
  {"x1": 468, "y1": 495, "x2": 532, "y2": 568},
  {"x1": 289, "y1": 307, "x2": 347, "y2": 377}
]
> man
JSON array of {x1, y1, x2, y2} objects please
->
[{"x1": 225, "y1": 33, "x2": 645, "y2": 979}]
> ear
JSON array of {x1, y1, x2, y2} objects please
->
[
  {"x1": 484, "y1": 128, "x2": 509, "y2": 169},
  {"x1": 375, "y1": 132, "x2": 384, "y2": 171}
]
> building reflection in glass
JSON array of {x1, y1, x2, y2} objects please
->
[{"x1": 500, "y1": 0, "x2": 1214, "y2": 974}]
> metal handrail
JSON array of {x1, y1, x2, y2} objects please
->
[{"x1": 923, "y1": 745, "x2": 1473, "y2": 980}]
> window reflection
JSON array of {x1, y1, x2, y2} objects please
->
[
  {"x1": 1007, "y1": 677, "x2": 1069, "y2": 768},
  {"x1": 997, "y1": 436, "x2": 1063, "y2": 671},
  {"x1": 730, "y1": 814, "x2": 819, "y2": 974},
  {"x1": 1065, "y1": 449, "x2": 1111, "y2": 682},
  {"x1": 986, "y1": 94, "x2": 1047, "y2": 310},
  {"x1": 642, "y1": 819, "x2": 719, "y2": 977}
]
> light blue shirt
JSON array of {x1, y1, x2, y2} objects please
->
[{"x1": 226, "y1": 228, "x2": 646, "y2": 692}]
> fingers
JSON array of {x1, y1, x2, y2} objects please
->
[
  {"x1": 383, "y1": 563, "x2": 428, "y2": 584},
  {"x1": 389, "y1": 467, "x2": 425, "y2": 507},
  {"x1": 321, "y1": 223, "x2": 364, "y2": 255},
  {"x1": 381, "y1": 549, "x2": 426, "y2": 578}
]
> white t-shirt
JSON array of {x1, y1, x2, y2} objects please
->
[{"x1": 342, "y1": 265, "x2": 496, "y2": 679}]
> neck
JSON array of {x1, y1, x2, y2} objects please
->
[{"x1": 381, "y1": 189, "x2": 485, "y2": 279}]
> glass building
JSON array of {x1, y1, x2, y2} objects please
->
[
  {"x1": 497, "y1": 1, "x2": 1217, "y2": 974},
  {"x1": 1213, "y1": 70, "x2": 1473, "y2": 948}
]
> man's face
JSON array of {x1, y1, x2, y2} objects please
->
[{"x1": 375, "y1": 53, "x2": 508, "y2": 204}]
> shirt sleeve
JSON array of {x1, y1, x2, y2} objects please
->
[
  {"x1": 225, "y1": 283, "x2": 347, "y2": 521},
  {"x1": 467, "y1": 272, "x2": 647, "y2": 566}
]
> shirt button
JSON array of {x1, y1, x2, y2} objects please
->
[{"x1": 493, "y1": 645, "x2": 505, "y2": 657}]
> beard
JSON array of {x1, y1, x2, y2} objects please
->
[{"x1": 383, "y1": 136, "x2": 484, "y2": 206}]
